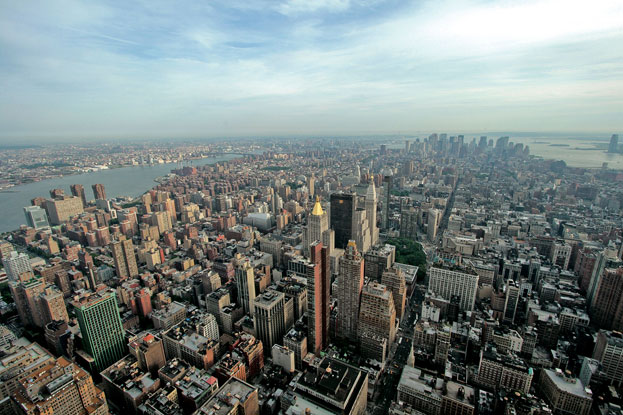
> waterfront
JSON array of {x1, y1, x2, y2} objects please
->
[
  {"x1": 0, "y1": 154, "x2": 240, "y2": 233},
  {"x1": 509, "y1": 136, "x2": 623, "y2": 169}
]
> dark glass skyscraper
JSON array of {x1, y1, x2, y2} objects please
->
[{"x1": 330, "y1": 193, "x2": 355, "y2": 249}]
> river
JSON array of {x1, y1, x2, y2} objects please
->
[{"x1": 0, "y1": 154, "x2": 240, "y2": 233}]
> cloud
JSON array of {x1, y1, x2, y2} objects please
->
[
  {"x1": 0, "y1": 0, "x2": 621, "y2": 140},
  {"x1": 276, "y1": 0, "x2": 351, "y2": 16}
]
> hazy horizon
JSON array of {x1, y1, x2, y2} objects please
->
[{"x1": 1, "y1": 0, "x2": 622, "y2": 141}]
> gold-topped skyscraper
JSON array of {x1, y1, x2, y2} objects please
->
[{"x1": 303, "y1": 196, "x2": 334, "y2": 257}]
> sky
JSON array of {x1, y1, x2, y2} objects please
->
[{"x1": 0, "y1": 0, "x2": 622, "y2": 141}]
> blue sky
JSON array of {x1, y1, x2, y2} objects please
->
[{"x1": 0, "y1": 0, "x2": 622, "y2": 141}]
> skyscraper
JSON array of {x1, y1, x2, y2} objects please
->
[
  {"x1": 307, "y1": 241, "x2": 330, "y2": 354},
  {"x1": 609, "y1": 134, "x2": 619, "y2": 153},
  {"x1": 72, "y1": 290, "x2": 126, "y2": 372},
  {"x1": 110, "y1": 237, "x2": 139, "y2": 278},
  {"x1": 590, "y1": 267, "x2": 623, "y2": 331},
  {"x1": 23, "y1": 206, "x2": 49, "y2": 229},
  {"x1": 92, "y1": 183, "x2": 107, "y2": 200},
  {"x1": 381, "y1": 266, "x2": 407, "y2": 320},
  {"x1": 303, "y1": 197, "x2": 333, "y2": 256},
  {"x1": 330, "y1": 193, "x2": 355, "y2": 249},
  {"x1": 358, "y1": 282, "x2": 397, "y2": 361},
  {"x1": 365, "y1": 180, "x2": 378, "y2": 246},
  {"x1": 70, "y1": 183, "x2": 87, "y2": 207},
  {"x1": 382, "y1": 170, "x2": 392, "y2": 230},
  {"x1": 235, "y1": 259, "x2": 256, "y2": 316},
  {"x1": 337, "y1": 241, "x2": 365, "y2": 339},
  {"x1": 254, "y1": 290, "x2": 286, "y2": 352}
]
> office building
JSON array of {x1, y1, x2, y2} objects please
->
[
  {"x1": 235, "y1": 259, "x2": 256, "y2": 316},
  {"x1": 364, "y1": 244, "x2": 396, "y2": 281},
  {"x1": 307, "y1": 241, "x2": 330, "y2": 354},
  {"x1": 23, "y1": 206, "x2": 49, "y2": 229},
  {"x1": 10, "y1": 276, "x2": 46, "y2": 328},
  {"x1": 337, "y1": 241, "x2": 365, "y2": 339},
  {"x1": 2, "y1": 251, "x2": 32, "y2": 282},
  {"x1": 110, "y1": 236, "x2": 139, "y2": 279},
  {"x1": 0, "y1": 339, "x2": 54, "y2": 400},
  {"x1": 283, "y1": 357, "x2": 368, "y2": 415},
  {"x1": 331, "y1": 193, "x2": 355, "y2": 249},
  {"x1": 477, "y1": 347, "x2": 533, "y2": 394},
  {"x1": 382, "y1": 170, "x2": 392, "y2": 230},
  {"x1": 12, "y1": 356, "x2": 109, "y2": 415},
  {"x1": 128, "y1": 331, "x2": 167, "y2": 377},
  {"x1": 539, "y1": 369, "x2": 592, "y2": 415},
  {"x1": 45, "y1": 196, "x2": 84, "y2": 225},
  {"x1": 428, "y1": 265, "x2": 479, "y2": 312},
  {"x1": 254, "y1": 290, "x2": 286, "y2": 352},
  {"x1": 609, "y1": 134, "x2": 619, "y2": 153},
  {"x1": 590, "y1": 267, "x2": 623, "y2": 331},
  {"x1": 151, "y1": 301, "x2": 186, "y2": 330},
  {"x1": 196, "y1": 377, "x2": 259, "y2": 415},
  {"x1": 593, "y1": 330, "x2": 623, "y2": 387},
  {"x1": 397, "y1": 365, "x2": 475, "y2": 415},
  {"x1": 365, "y1": 180, "x2": 378, "y2": 245},
  {"x1": 358, "y1": 282, "x2": 396, "y2": 362},
  {"x1": 92, "y1": 183, "x2": 107, "y2": 200},
  {"x1": 303, "y1": 196, "x2": 334, "y2": 256},
  {"x1": 382, "y1": 266, "x2": 407, "y2": 319},
  {"x1": 503, "y1": 280, "x2": 520, "y2": 324},
  {"x1": 71, "y1": 290, "x2": 126, "y2": 372}
]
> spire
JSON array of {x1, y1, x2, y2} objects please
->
[{"x1": 311, "y1": 196, "x2": 324, "y2": 216}]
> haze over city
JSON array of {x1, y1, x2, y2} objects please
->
[{"x1": 1, "y1": 0, "x2": 622, "y2": 141}]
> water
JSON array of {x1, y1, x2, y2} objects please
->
[
  {"x1": 508, "y1": 136, "x2": 623, "y2": 169},
  {"x1": 0, "y1": 154, "x2": 240, "y2": 233}
]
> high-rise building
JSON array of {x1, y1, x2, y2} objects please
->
[
  {"x1": 2, "y1": 251, "x2": 32, "y2": 282},
  {"x1": 503, "y1": 280, "x2": 520, "y2": 323},
  {"x1": 365, "y1": 180, "x2": 378, "y2": 245},
  {"x1": 382, "y1": 170, "x2": 392, "y2": 230},
  {"x1": 427, "y1": 208, "x2": 441, "y2": 242},
  {"x1": 330, "y1": 193, "x2": 355, "y2": 249},
  {"x1": 397, "y1": 366, "x2": 475, "y2": 415},
  {"x1": 71, "y1": 290, "x2": 126, "y2": 372},
  {"x1": 70, "y1": 184, "x2": 87, "y2": 207},
  {"x1": 12, "y1": 356, "x2": 109, "y2": 415},
  {"x1": 303, "y1": 197, "x2": 334, "y2": 256},
  {"x1": 590, "y1": 267, "x2": 623, "y2": 331},
  {"x1": 539, "y1": 369, "x2": 592, "y2": 415},
  {"x1": 40, "y1": 285, "x2": 69, "y2": 324},
  {"x1": 235, "y1": 259, "x2": 256, "y2": 316},
  {"x1": 10, "y1": 276, "x2": 46, "y2": 328},
  {"x1": 254, "y1": 290, "x2": 286, "y2": 352},
  {"x1": 382, "y1": 266, "x2": 407, "y2": 320},
  {"x1": 609, "y1": 134, "x2": 619, "y2": 153},
  {"x1": 428, "y1": 265, "x2": 479, "y2": 311},
  {"x1": 307, "y1": 241, "x2": 330, "y2": 354},
  {"x1": 307, "y1": 175, "x2": 315, "y2": 198},
  {"x1": 364, "y1": 244, "x2": 396, "y2": 281},
  {"x1": 110, "y1": 237, "x2": 139, "y2": 279},
  {"x1": 358, "y1": 282, "x2": 396, "y2": 361},
  {"x1": 128, "y1": 332, "x2": 167, "y2": 377},
  {"x1": 92, "y1": 183, "x2": 107, "y2": 200},
  {"x1": 337, "y1": 241, "x2": 365, "y2": 339},
  {"x1": 45, "y1": 196, "x2": 84, "y2": 225},
  {"x1": 23, "y1": 205, "x2": 49, "y2": 229},
  {"x1": 400, "y1": 206, "x2": 418, "y2": 240}
]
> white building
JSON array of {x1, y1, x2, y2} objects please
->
[{"x1": 428, "y1": 266, "x2": 479, "y2": 311}]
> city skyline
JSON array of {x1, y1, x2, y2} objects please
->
[{"x1": 1, "y1": 0, "x2": 622, "y2": 142}]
